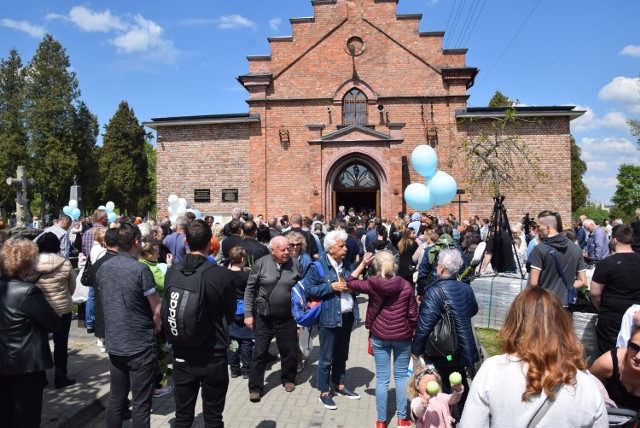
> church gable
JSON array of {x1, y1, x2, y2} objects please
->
[{"x1": 243, "y1": 0, "x2": 472, "y2": 100}]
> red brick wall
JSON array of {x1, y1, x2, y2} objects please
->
[
  {"x1": 155, "y1": 0, "x2": 573, "y2": 224},
  {"x1": 155, "y1": 123, "x2": 251, "y2": 217}
]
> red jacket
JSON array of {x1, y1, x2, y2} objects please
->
[{"x1": 347, "y1": 275, "x2": 418, "y2": 342}]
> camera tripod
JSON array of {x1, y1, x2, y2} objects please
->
[{"x1": 478, "y1": 195, "x2": 525, "y2": 279}]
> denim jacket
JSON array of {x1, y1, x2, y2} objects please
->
[{"x1": 303, "y1": 254, "x2": 358, "y2": 328}]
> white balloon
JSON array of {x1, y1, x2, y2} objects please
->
[
  {"x1": 168, "y1": 206, "x2": 175, "y2": 216},
  {"x1": 186, "y1": 208, "x2": 195, "y2": 214},
  {"x1": 168, "y1": 194, "x2": 179, "y2": 205},
  {"x1": 68, "y1": 199, "x2": 78, "y2": 209},
  {"x1": 176, "y1": 206, "x2": 187, "y2": 216},
  {"x1": 106, "y1": 201, "x2": 115, "y2": 212},
  {"x1": 193, "y1": 209, "x2": 202, "y2": 219},
  {"x1": 178, "y1": 198, "x2": 188, "y2": 207},
  {"x1": 170, "y1": 215, "x2": 178, "y2": 227}
]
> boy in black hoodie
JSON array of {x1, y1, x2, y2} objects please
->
[{"x1": 168, "y1": 220, "x2": 235, "y2": 428}]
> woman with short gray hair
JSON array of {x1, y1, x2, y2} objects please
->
[
  {"x1": 438, "y1": 249, "x2": 464, "y2": 277},
  {"x1": 411, "y1": 248, "x2": 479, "y2": 418}
]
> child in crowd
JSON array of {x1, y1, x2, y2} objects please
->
[
  {"x1": 407, "y1": 365, "x2": 463, "y2": 428},
  {"x1": 227, "y1": 247, "x2": 254, "y2": 378}
]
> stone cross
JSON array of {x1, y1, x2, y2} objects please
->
[{"x1": 6, "y1": 165, "x2": 35, "y2": 228}]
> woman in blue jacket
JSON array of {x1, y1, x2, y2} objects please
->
[
  {"x1": 304, "y1": 230, "x2": 360, "y2": 410},
  {"x1": 411, "y1": 249, "x2": 479, "y2": 414}
]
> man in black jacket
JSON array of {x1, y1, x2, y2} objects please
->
[{"x1": 168, "y1": 220, "x2": 235, "y2": 428}]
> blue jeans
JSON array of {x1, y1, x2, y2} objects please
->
[
  {"x1": 86, "y1": 287, "x2": 95, "y2": 330},
  {"x1": 317, "y1": 312, "x2": 354, "y2": 394},
  {"x1": 371, "y1": 336, "x2": 411, "y2": 421},
  {"x1": 228, "y1": 337, "x2": 253, "y2": 375}
]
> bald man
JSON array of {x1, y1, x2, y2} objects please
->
[{"x1": 243, "y1": 236, "x2": 302, "y2": 403}]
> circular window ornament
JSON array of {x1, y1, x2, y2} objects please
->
[{"x1": 346, "y1": 36, "x2": 365, "y2": 56}]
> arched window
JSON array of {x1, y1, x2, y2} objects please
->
[
  {"x1": 334, "y1": 163, "x2": 378, "y2": 189},
  {"x1": 343, "y1": 88, "x2": 367, "y2": 125}
]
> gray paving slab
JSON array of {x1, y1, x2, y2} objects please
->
[{"x1": 43, "y1": 299, "x2": 415, "y2": 427}]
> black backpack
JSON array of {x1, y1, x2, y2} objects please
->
[{"x1": 161, "y1": 261, "x2": 217, "y2": 348}]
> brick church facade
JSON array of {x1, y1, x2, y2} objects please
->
[{"x1": 147, "y1": 0, "x2": 583, "y2": 223}]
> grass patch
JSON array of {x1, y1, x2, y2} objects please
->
[{"x1": 476, "y1": 327, "x2": 501, "y2": 357}]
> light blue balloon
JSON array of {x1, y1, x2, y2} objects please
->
[
  {"x1": 71, "y1": 208, "x2": 81, "y2": 220},
  {"x1": 404, "y1": 183, "x2": 434, "y2": 211},
  {"x1": 63, "y1": 206, "x2": 72, "y2": 216},
  {"x1": 97, "y1": 205, "x2": 107, "y2": 211},
  {"x1": 411, "y1": 145, "x2": 438, "y2": 178},
  {"x1": 427, "y1": 171, "x2": 458, "y2": 206},
  {"x1": 108, "y1": 212, "x2": 117, "y2": 223}
]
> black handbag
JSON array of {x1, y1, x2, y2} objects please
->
[
  {"x1": 424, "y1": 286, "x2": 459, "y2": 360},
  {"x1": 80, "y1": 257, "x2": 92, "y2": 286}
]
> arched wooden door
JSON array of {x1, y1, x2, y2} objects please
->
[{"x1": 331, "y1": 162, "x2": 380, "y2": 216}]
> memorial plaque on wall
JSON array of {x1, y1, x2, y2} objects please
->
[
  {"x1": 222, "y1": 189, "x2": 238, "y2": 203},
  {"x1": 194, "y1": 189, "x2": 211, "y2": 203}
]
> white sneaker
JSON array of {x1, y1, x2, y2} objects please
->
[
  {"x1": 153, "y1": 385, "x2": 173, "y2": 398},
  {"x1": 97, "y1": 338, "x2": 104, "y2": 347}
]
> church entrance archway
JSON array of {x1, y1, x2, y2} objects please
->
[{"x1": 331, "y1": 161, "x2": 380, "y2": 217}]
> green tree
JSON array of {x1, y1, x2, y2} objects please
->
[
  {"x1": 144, "y1": 139, "x2": 157, "y2": 217},
  {"x1": 628, "y1": 75, "x2": 640, "y2": 146},
  {"x1": 608, "y1": 205, "x2": 635, "y2": 225},
  {"x1": 611, "y1": 164, "x2": 640, "y2": 211},
  {"x1": 98, "y1": 101, "x2": 150, "y2": 214},
  {"x1": 630, "y1": 117, "x2": 640, "y2": 146},
  {"x1": 488, "y1": 91, "x2": 514, "y2": 107},
  {"x1": 24, "y1": 34, "x2": 80, "y2": 216},
  {"x1": 573, "y1": 206, "x2": 609, "y2": 226},
  {"x1": 570, "y1": 136, "x2": 589, "y2": 211},
  {"x1": 71, "y1": 101, "x2": 99, "y2": 212},
  {"x1": 0, "y1": 48, "x2": 29, "y2": 215}
]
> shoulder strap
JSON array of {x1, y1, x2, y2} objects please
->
[
  {"x1": 527, "y1": 384, "x2": 563, "y2": 428},
  {"x1": 313, "y1": 260, "x2": 324, "y2": 278},
  {"x1": 611, "y1": 348, "x2": 620, "y2": 380},
  {"x1": 544, "y1": 244, "x2": 569, "y2": 287}
]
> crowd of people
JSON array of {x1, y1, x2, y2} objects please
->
[{"x1": 0, "y1": 205, "x2": 639, "y2": 427}]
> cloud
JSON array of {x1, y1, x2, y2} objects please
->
[
  {"x1": 620, "y1": 45, "x2": 640, "y2": 57},
  {"x1": 217, "y1": 15, "x2": 256, "y2": 31},
  {"x1": 110, "y1": 15, "x2": 169, "y2": 54},
  {"x1": 269, "y1": 17, "x2": 282, "y2": 32},
  {"x1": 571, "y1": 105, "x2": 629, "y2": 132},
  {"x1": 425, "y1": 0, "x2": 440, "y2": 5},
  {"x1": 580, "y1": 136, "x2": 636, "y2": 154},
  {"x1": 599, "y1": 77, "x2": 640, "y2": 113},
  {"x1": 0, "y1": 19, "x2": 46, "y2": 38},
  {"x1": 582, "y1": 175, "x2": 618, "y2": 191},
  {"x1": 585, "y1": 161, "x2": 610, "y2": 172},
  {"x1": 46, "y1": 6, "x2": 177, "y2": 60},
  {"x1": 47, "y1": 6, "x2": 126, "y2": 32}
]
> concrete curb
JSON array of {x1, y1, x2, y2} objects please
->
[{"x1": 54, "y1": 393, "x2": 109, "y2": 428}]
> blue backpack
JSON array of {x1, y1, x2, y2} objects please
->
[{"x1": 291, "y1": 261, "x2": 324, "y2": 328}]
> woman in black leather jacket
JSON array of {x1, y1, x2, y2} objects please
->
[{"x1": 0, "y1": 238, "x2": 61, "y2": 428}]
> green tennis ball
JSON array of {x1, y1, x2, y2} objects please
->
[
  {"x1": 449, "y1": 372, "x2": 462, "y2": 385},
  {"x1": 426, "y1": 381, "x2": 440, "y2": 395}
]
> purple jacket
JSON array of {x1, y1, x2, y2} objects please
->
[{"x1": 347, "y1": 275, "x2": 418, "y2": 342}]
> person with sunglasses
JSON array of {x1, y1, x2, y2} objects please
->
[
  {"x1": 287, "y1": 231, "x2": 311, "y2": 273},
  {"x1": 591, "y1": 328, "x2": 640, "y2": 412},
  {"x1": 461, "y1": 287, "x2": 607, "y2": 427}
]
